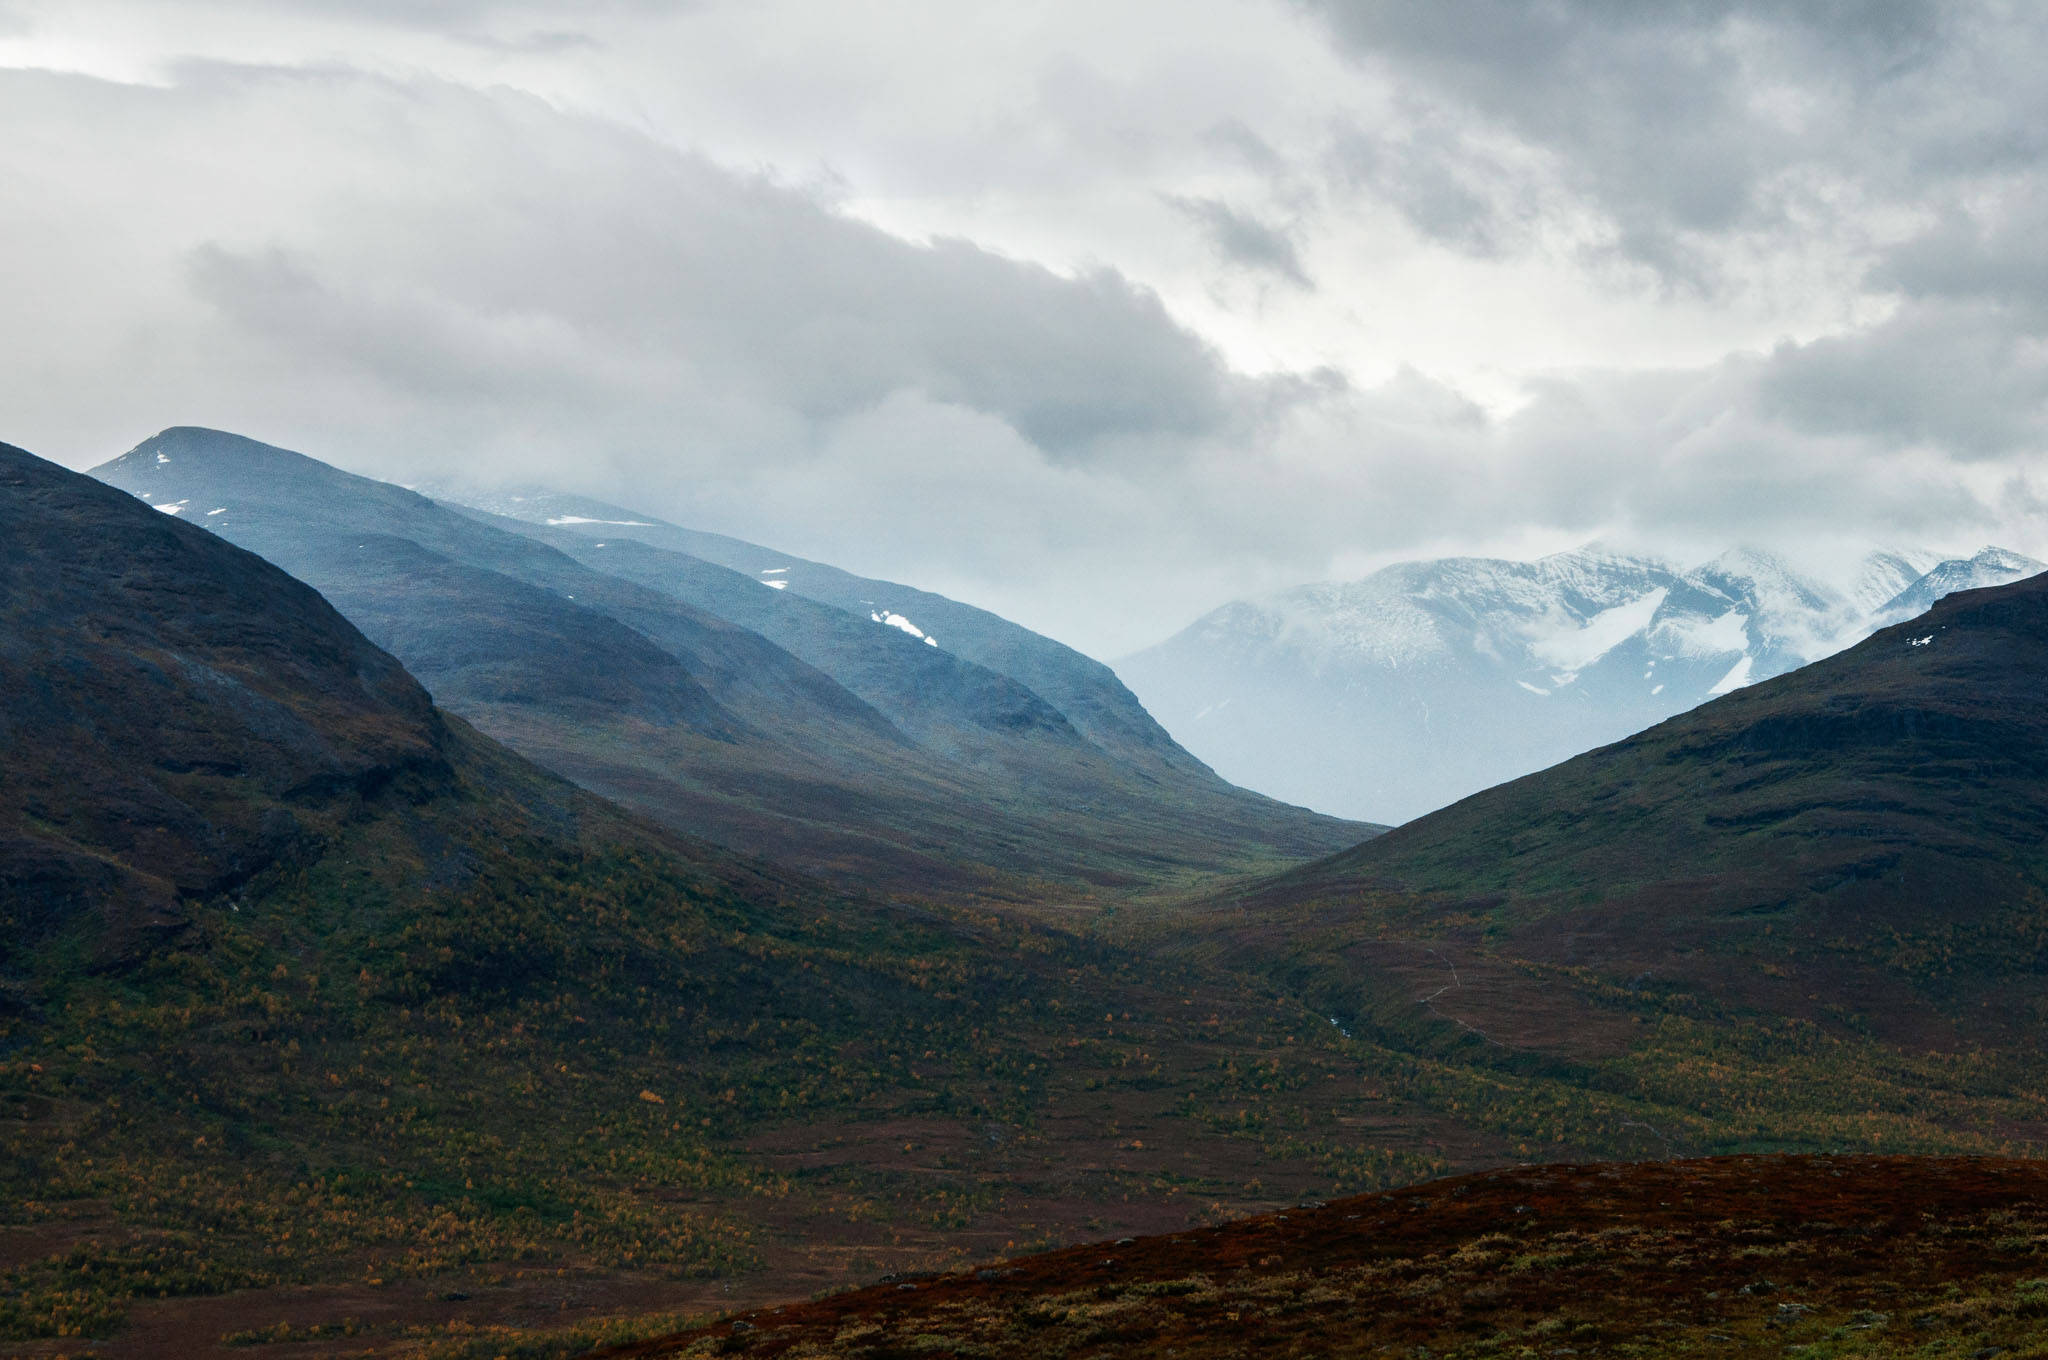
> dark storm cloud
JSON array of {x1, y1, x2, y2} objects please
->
[
  {"x1": 1164, "y1": 194, "x2": 1313, "y2": 289},
  {"x1": 1296, "y1": 0, "x2": 1982, "y2": 281}
]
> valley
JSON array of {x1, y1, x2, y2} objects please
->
[{"x1": 4, "y1": 435, "x2": 2047, "y2": 1358}]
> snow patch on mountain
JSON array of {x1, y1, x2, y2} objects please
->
[
  {"x1": 1708, "y1": 655, "x2": 1755, "y2": 694},
  {"x1": 1651, "y1": 608, "x2": 1749, "y2": 659},
  {"x1": 872, "y1": 610, "x2": 938, "y2": 646},
  {"x1": 1525, "y1": 588, "x2": 1669, "y2": 673}
]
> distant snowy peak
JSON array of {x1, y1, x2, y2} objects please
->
[
  {"x1": 1846, "y1": 547, "x2": 1945, "y2": 616},
  {"x1": 1876, "y1": 547, "x2": 2047, "y2": 624},
  {"x1": 1158, "y1": 542, "x2": 2028, "y2": 701},
  {"x1": 1118, "y1": 539, "x2": 2037, "y2": 824}
]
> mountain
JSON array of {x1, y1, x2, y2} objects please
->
[
  {"x1": 1213, "y1": 567, "x2": 2048, "y2": 1052},
  {"x1": 1874, "y1": 545, "x2": 2046, "y2": 625},
  {"x1": 1113, "y1": 542, "x2": 2044, "y2": 824},
  {"x1": 12, "y1": 437, "x2": 2047, "y2": 1351},
  {"x1": 0, "y1": 440, "x2": 450, "y2": 972},
  {"x1": 603, "y1": 1155, "x2": 2048, "y2": 1360},
  {"x1": 94, "y1": 428, "x2": 1362, "y2": 901},
  {"x1": 1, "y1": 438, "x2": 1440, "y2": 1348},
  {"x1": 438, "y1": 484, "x2": 1219, "y2": 781}
]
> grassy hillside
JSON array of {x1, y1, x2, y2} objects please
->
[
  {"x1": 0, "y1": 442, "x2": 1635, "y2": 1353},
  {"x1": 609, "y1": 1154, "x2": 2048, "y2": 1360},
  {"x1": 1198, "y1": 570, "x2": 2048, "y2": 1051}
]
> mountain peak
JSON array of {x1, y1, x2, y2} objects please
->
[{"x1": 1121, "y1": 538, "x2": 2047, "y2": 823}]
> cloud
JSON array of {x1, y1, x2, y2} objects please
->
[
  {"x1": 1755, "y1": 303, "x2": 2048, "y2": 458},
  {"x1": 10, "y1": 63, "x2": 1249, "y2": 466},
  {"x1": 1293, "y1": 0, "x2": 2030, "y2": 287},
  {"x1": 233, "y1": 0, "x2": 683, "y2": 29},
  {"x1": 2, "y1": 12, "x2": 2046, "y2": 658},
  {"x1": 1164, "y1": 194, "x2": 1313, "y2": 289}
]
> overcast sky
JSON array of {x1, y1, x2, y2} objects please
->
[{"x1": 4, "y1": 0, "x2": 2045, "y2": 655}]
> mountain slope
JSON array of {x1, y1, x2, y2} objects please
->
[
  {"x1": 3, "y1": 440, "x2": 1459, "y2": 1348},
  {"x1": 1116, "y1": 543, "x2": 2026, "y2": 823},
  {"x1": 440, "y1": 485, "x2": 1210, "y2": 779},
  {"x1": 11, "y1": 440, "x2": 2048, "y2": 1352},
  {"x1": 0, "y1": 441, "x2": 451, "y2": 967},
  {"x1": 1215, "y1": 569, "x2": 2048, "y2": 1048},
  {"x1": 95, "y1": 428, "x2": 1362, "y2": 901}
]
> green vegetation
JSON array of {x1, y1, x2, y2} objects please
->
[{"x1": 12, "y1": 807, "x2": 2046, "y2": 1348}]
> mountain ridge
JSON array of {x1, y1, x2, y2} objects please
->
[
  {"x1": 431, "y1": 483, "x2": 1212, "y2": 780},
  {"x1": 1119, "y1": 540, "x2": 2042, "y2": 822},
  {"x1": 1195, "y1": 567, "x2": 2048, "y2": 1053},
  {"x1": 93, "y1": 427, "x2": 1365, "y2": 902}
]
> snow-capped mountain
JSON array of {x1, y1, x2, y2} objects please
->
[
  {"x1": 1116, "y1": 544, "x2": 2041, "y2": 825},
  {"x1": 1872, "y1": 547, "x2": 2046, "y2": 626}
]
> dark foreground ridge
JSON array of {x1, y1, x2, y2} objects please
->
[{"x1": 601, "y1": 1154, "x2": 2048, "y2": 1359}]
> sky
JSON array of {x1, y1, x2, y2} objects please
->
[{"x1": 3, "y1": 0, "x2": 2045, "y2": 657}]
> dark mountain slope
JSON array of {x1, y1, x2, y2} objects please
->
[
  {"x1": 0, "y1": 441, "x2": 450, "y2": 962},
  {"x1": 95, "y1": 428, "x2": 1362, "y2": 899},
  {"x1": 1211, "y1": 570, "x2": 2048, "y2": 1045},
  {"x1": 2, "y1": 442, "x2": 1448, "y2": 1346}
]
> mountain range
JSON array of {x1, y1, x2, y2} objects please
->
[
  {"x1": 1117, "y1": 543, "x2": 2045, "y2": 823},
  {"x1": 9, "y1": 427, "x2": 2048, "y2": 1353},
  {"x1": 95, "y1": 427, "x2": 1361, "y2": 903}
]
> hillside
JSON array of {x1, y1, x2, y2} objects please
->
[
  {"x1": 9, "y1": 440, "x2": 2048, "y2": 1356},
  {"x1": 437, "y1": 484, "x2": 1216, "y2": 781},
  {"x1": 1204, "y1": 569, "x2": 2048, "y2": 1057},
  {"x1": 1118, "y1": 543, "x2": 2041, "y2": 823},
  {"x1": 606, "y1": 1155, "x2": 2048, "y2": 1360},
  {"x1": 1, "y1": 441, "x2": 1409, "y2": 1351},
  {"x1": 0, "y1": 440, "x2": 448, "y2": 972},
  {"x1": 0, "y1": 440, "x2": 1672, "y2": 1354},
  {"x1": 93, "y1": 428, "x2": 1362, "y2": 903}
]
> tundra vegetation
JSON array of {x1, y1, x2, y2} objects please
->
[{"x1": 6, "y1": 445, "x2": 2048, "y2": 1355}]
